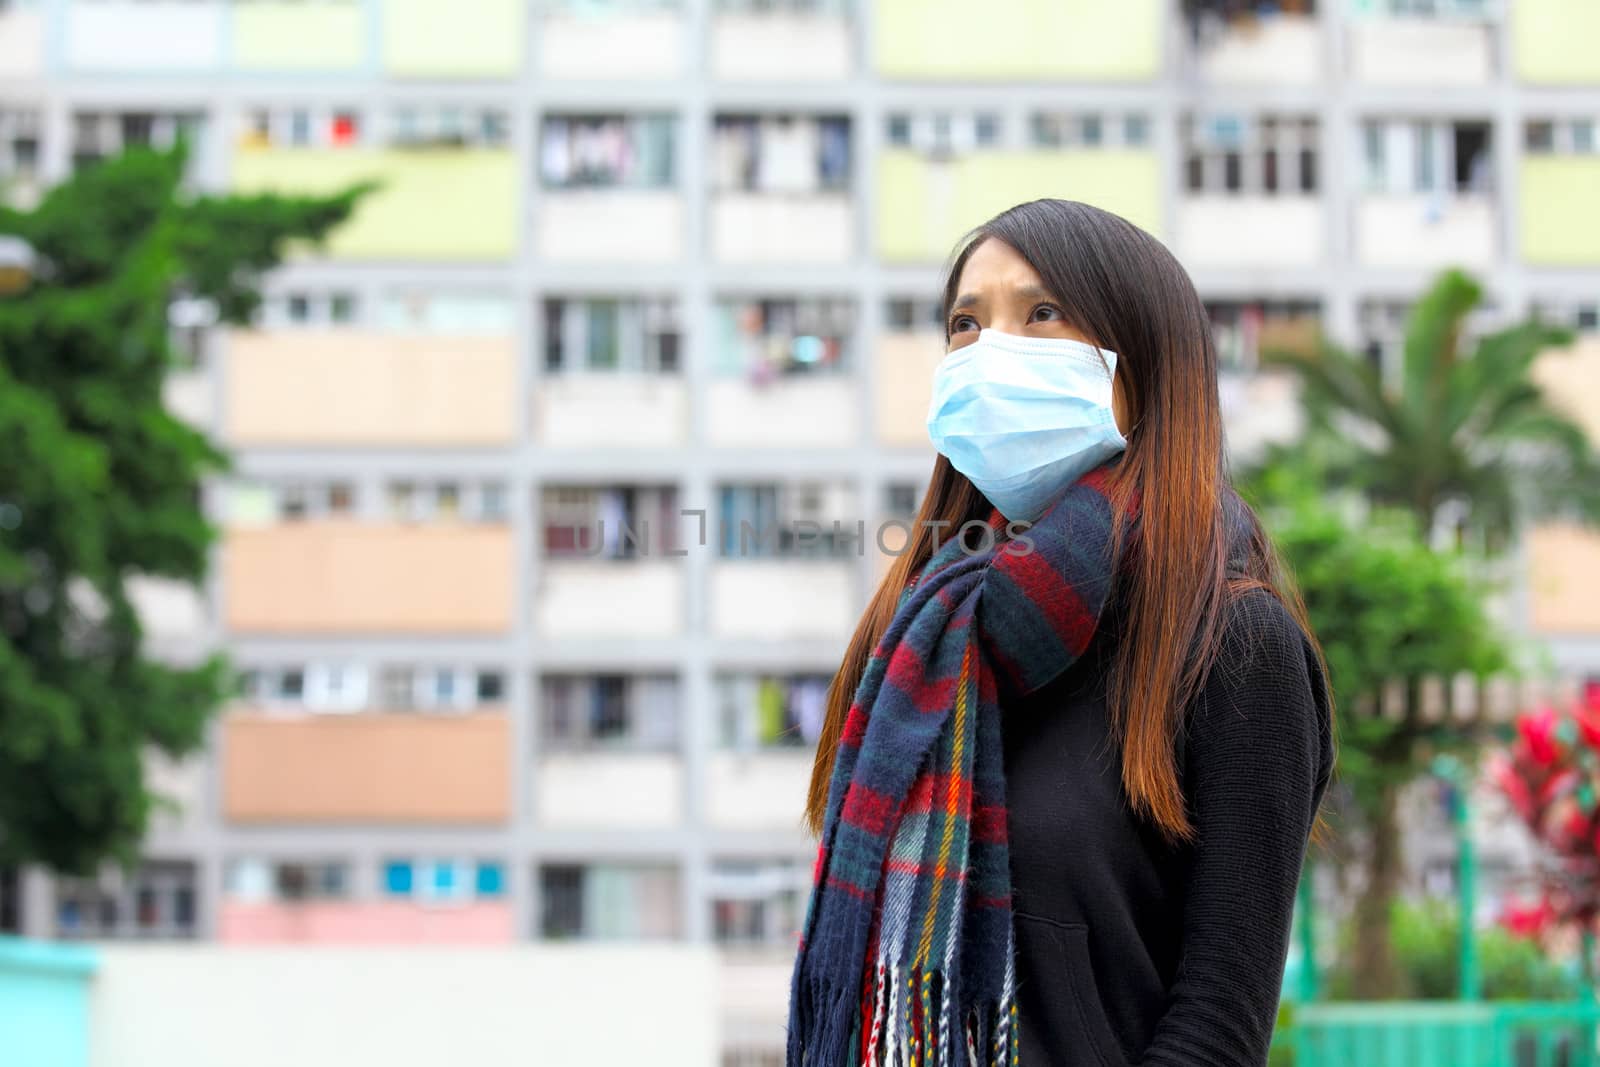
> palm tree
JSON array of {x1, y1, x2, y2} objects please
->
[
  {"x1": 1264, "y1": 268, "x2": 1598, "y2": 552},
  {"x1": 1256, "y1": 268, "x2": 1600, "y2": 998}
]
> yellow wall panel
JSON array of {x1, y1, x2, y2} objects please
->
[
  {"x1": 1520, "y1": 157, "x2": 1600, "y2": 265},
  {"x1": 1513, "y1": 0, "x2": 1600, "y2": 84},
  {"x1": 382, "y1": 0, "x2": 522, "y2": 77},
  {"x1": 233, "y1": 3, "x2": 367, "y2": 71},
  {"x1": 231, "y1": 148, "x2": 519, "y2": 262},
  {"x1": 875, "y1": 0, "x2": 1159, "y2": 81},
  {"x1": 877, "y1": 149, "x2": 1163, "y2": 264}
]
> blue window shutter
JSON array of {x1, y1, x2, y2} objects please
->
[
  {"x1": 384, "y1": 860, "x2": 413, "y2": 896},
  {"x1": 476, "y1": 862, "x2": 505, "y2": 898}
]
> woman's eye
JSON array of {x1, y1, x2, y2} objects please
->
[
  {"x1": 949, "y1": 315, "x2": 978, "y2": 333},
  {"x1": 1030, "y1": 304, "x2": 1063, "y2": 323}
]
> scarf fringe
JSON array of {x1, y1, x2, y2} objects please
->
[{"x1": 790, "y1": 960, "x2": 1019, "y2": 1067}]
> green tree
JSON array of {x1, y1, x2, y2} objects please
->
[
  {"x1": 0, "y1": 143, "x2": 368, "y2": 873},
  {"x1": 1244, "y1": 461, "x2": 1508, "y2": 998},
  {"x1": 1262, "y1": 268, "x2": 1599, "y2": 551}
]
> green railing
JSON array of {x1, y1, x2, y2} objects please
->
[{"x1": 1282, "y1": 1000, "x2": 1600, "y2": 1067}]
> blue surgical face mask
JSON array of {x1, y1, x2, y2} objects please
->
[{"x1": 926, "y1": 328, "x2": 1128, "y2": 524}]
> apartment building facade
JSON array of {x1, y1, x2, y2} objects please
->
[{"x1": 1, "y1": 0, "x2": 1598, "y2": 1060}]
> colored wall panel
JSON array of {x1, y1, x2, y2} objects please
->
[
  {"x1": 382, "y1": 0, "x2": 523, "y2": 77},
  {"x1": 877, "y1": 149, "x2": 1163, "y2": 263},
  {"x1": 232, "y1": 2, "x2": 368, "y2": 72},
  {"x1": 218, "y1": 902, "x2": 515, "y2": 944},
  {"x1": 1513, "y1": 0, "x2": 1600, "y2": 84},
  {"x1": 226, "y1": 331, "x2": 516, "y2": 446},
  {"x1": 223, "y1": 521, "x2": 515, "y2": 633},
  {"x1": 223, "y1": 712, "x2": 512, "y2": 823},
  {"x1": 874, "y1": 0, "x2": 1159, "y2": 81},
  {"x1": 65, "y1": 2, "x2": 222, "y2": 71},
  {"x1": 231, "y1": 149, "x2": 518, "y2": 261},
  {"x1": 1520, "y1": 157, "x2": 1600, "y2": 265}
]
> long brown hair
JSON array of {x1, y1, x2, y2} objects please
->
[{"x1": 803, "y1": 198, "x2": 1331, "y2": 846}]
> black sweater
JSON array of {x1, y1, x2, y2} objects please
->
[{"x1": 1000, "y1": 588, "x2": 1335, "y2": 1067}]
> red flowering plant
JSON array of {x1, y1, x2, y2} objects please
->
[{"x1": 1488, "y1": 698, "x2": 1600, "y2": 954}]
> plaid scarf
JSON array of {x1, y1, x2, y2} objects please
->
[{"x1": 785, "y1": 462, "x2": 1126, "y2": 1067}]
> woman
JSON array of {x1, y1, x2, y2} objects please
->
[{"x1": 785, "y1": 199, "x2": 1336, "y2": 1067}]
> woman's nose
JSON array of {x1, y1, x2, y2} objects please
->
[{"x1": 984, "y1": 317, "x2": 1028, "y2": 336}]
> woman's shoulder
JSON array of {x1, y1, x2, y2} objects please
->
[
  {"x1": 1194, "y1": 586, "x2": 1330, "y2": 739},
  {"x1": 1184, "y1": 585, "x2": 1335, "y2": 805},
  {"x1": 1212, "y1": 587, "x2": 1318, "y2": 682}
]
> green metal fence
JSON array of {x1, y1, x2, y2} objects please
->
[{"x1": 1282, "y1": 1000, "x2": 1600, "y2": 1067}]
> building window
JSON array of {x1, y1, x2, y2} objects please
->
[
  {"x1": 73, "y1": 110, "x2": 204, "y2": 171},
  {"x1": 543, "y1": 297, "x2": 681, "y2": 374},
  {"x1": 239, "y1": 106, "x2": 362, "y2": 150},
  {"x1": 1531, "y1": 299, "x2": 1600, "y2": 334},
  {"x1": 225, "y1": 859, "x2": 349, "y2": 903},
  {"x1": 1204, "y1": 300, "x2": 1322, "y2": 374},
  {"x1": 715, "y1": 674, "x2": 830, "y2": 750},
  {"x1": 538, "y1": 863, "x2": 681, "y2": 940},
  {"x1": 539, "y1": 674, "x2": 680, "y2": 752},
  {"x1": 0, "y1": 110, "x2": 42, "y2": 204},
  {"x1": 383, "y1": 859, "x2": 506, "y2": 904},
  {"x1": 383, "y1": 480, "x2": 508, "y2": 523},
  {"x1": 718, "y1": 481, "x2": 857, "y2": 559},
  {"x1": 244, "y1": 663, "x2": 506, "y2": 713},
  {"x1": 56, "y1": 862, "x2": 199, "y2": 940},
  {"x1": 1031, "y1": 111, "x2": 1149, "y2": 150},
  {"x1": 1360, "y1": 118, "x2": 1492, "y2": 194},
  {"x1": 884, "y1": 482, "x2": 921, "y2": 519},
  {"x1": 539, "y1": 114, "x2": 675, "y2": 189},
  {"x1": 709, "y1": 858, "x2": 807, "y2": 947},
  {"x1": 1524, "y1": 117, "x2": 1600, "y2": 157},
  {"x1": 541, "y1": 485, "x2": 681, "y2": 559},
  {"x1": 1183, "y1": 113, "x2": 1319, "y2": 195},
  {"x1": 711, "y1": 114, "x2": 850, "y2": 193},
  {"x1": 713, "y1": 297, "x2": 854, "y2": 379},
  {"x1": 885, "y1": 111, "x2": 1003, "y2": 157},
  {"x1": 377, "y1": 292, "x2": 514, "y2": 335},
  {"x1": 386, "y1": 107, "x2": 509, "y2": 149},
  {"x1": 0, "y1": 867, "x2": 19, "y2": 934},
  {"x1": 884, "y1": 297, "x2": 942, "y2": 334}
]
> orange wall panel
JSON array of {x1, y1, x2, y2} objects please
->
[
  {"x1": 223, "y1": 521, "x2": 515, "y2": 634},
  {"x1": 225, "y1": 331, "x2": 517, "y2": 447},
  {"x1": 223, "y1": 711, "x2": 511, "y2": 823}
]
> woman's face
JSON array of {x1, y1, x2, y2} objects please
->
[{"x1": 946, "y1": 237, "x2": 1132, "y2": 436}]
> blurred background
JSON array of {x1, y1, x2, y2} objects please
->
[{"x1": 2, "y1": 0, "x2": 1600, "y2": 1065}]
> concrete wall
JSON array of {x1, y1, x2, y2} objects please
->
[
  {"x1": 535, "y1": 376, "x2": 689, "y2": 449},
  {"x1": 88, "y1": 945, "x2": 719, "y2": 1067},
  {"x1": 537, "y1": 190, "x2": 685, "y2": 265},
  {"x1": 538, "y1": 10, "x2": 685, "y2": 81},
  {"x1": 711, "y1": 12, "x2": 852, "y2": 82},
  {"x1": 1348, "y1": 19, "x2": 1494, "y2": 87}
]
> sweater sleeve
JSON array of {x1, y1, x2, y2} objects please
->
[{"x1": 1139, "y1": 591, "x2": 1333, "y2": 1067}]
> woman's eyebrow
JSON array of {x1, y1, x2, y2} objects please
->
[
  {"x1": 950, "y1": 292, "x2": 981, "y2": 312},
  {"x1": 1015, "y1": 284, "x2": 1055, "y2": 302}
]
